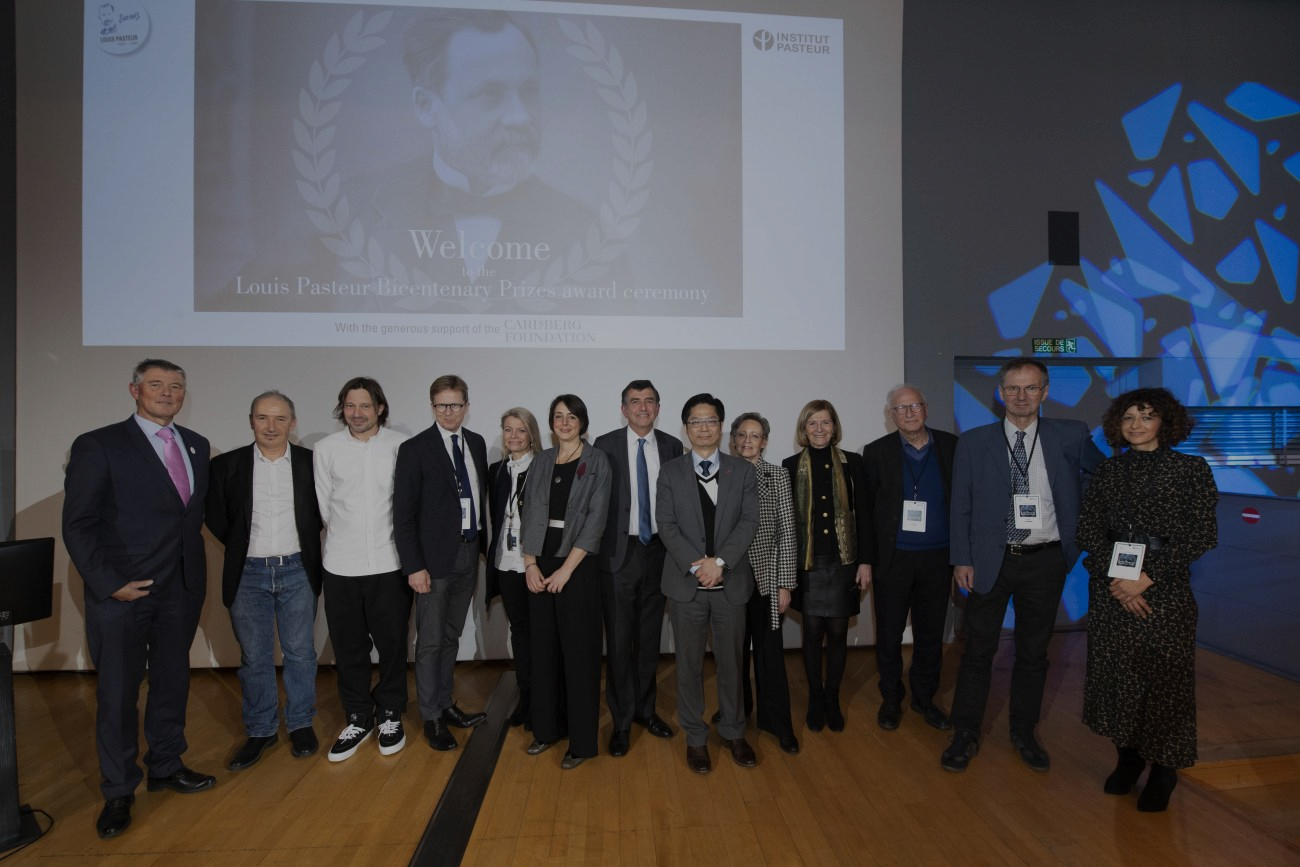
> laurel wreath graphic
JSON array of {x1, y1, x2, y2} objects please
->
[{"x1": 293, "y1": 11, "x2": 651, "y2": 315}]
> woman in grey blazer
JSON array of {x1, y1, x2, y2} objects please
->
[{"x1": 521, "y1": 394, "x2": 611, "y2": 768}]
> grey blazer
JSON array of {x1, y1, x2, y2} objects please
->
[
  {"x1": 521, "y1": 442, "x2": 611, "y2": 558},
  {"x1": 656, "y1": 451, "x2": 759, "y2": 606}
]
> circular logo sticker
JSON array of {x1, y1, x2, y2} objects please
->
[{"x1": 93, "y1": 2, "x2": 150, "y2": 56}]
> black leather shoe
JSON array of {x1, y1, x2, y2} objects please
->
[
  {"x1": 609, "y1": 729, "x2": 630, "y2": 757},
  {"x1": 289, "y1": 726, "x2": 319, "y2": 758},
  {"x1": 778, "y1": 734, "x2": 801, "y2": 755},
  {"x1": 686, "y1": 745, "x2": 711, "y2": 774},
  {"x1": 940, "y1": 730, "x2": 980, "y2": 772},
  {"x1": 147, "y1": 766, "x2": 216, "y2": 794},
  {"x1": 725, "y1": 738, "x2": 757, "y2": 768},
  {"x1": 96, "y1": 795, "x2": 134, "y2": 838},
  {"x1": 806, "y1": 689, "x2": 825, "y2": 732},
  {"x1": 424, "y1": 718, "x2": 459, "y2": 751},
  {"x1": 910, "y1": 700, "x2": 953, "y2": 731},
  {"x1": 710, "y1": 710, "x2": 722, "y2": 724},
  {"x1": 228, "y1": 735, "x2": 277, "y2": 770},
  {"x1": 1010, "y1": 729, "x2": 1051, "y2": 772},
  {"x1": 443, "y1": 703, "x2": 486, "y2": 728},
  {"x1": 634, "y1": 713, "x2": 673, "y2": 739},
  {"x1": 877, "y1": 703, "x2": 901, "y2": 731}
]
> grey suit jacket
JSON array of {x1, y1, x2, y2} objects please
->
[
  {"x1": 656, "y1": 451, "x2": 759, "y2": 606},
  {"x1": 520, "y1": 443, "x2": 611, "y2": 558},
  {"x1": 949, "y1": 416, "x2": 1105, "y2": 594}
]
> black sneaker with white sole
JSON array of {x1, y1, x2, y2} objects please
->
[
  {"x1": 328, "y1": 713, "x2": 374, "y2": 763},
  {"x1": 377, "y1": 709, "x2": 406, "y2": 756}
]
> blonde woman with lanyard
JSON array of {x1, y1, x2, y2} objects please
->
[
  {"x1": 521, "y1": 395, "x2": 611, "y2": 768},
  {"x1": 486, "y1": 408, "x2": 543, "y2": 729},
  {"x1": 782, "y1": 400, "x2": 874, "y2": 733}
]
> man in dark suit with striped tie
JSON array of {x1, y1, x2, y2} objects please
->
[{"x1": 63, "y1": 359, "x2": 216, "y2": 839}]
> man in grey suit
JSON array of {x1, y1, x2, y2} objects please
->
[
  {"x1": 941, "y1": 359, "x2": 1104, "y2": 773},
  {"x1": 657, "y1": 393, "x2": 759, "y2": 774},
  {"x1": 594, "y1": 380, "x2": 683, "y2": 756}
]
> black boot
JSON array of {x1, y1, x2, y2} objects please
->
[
  {"x1": 806, "y1": 687, "x2": 825, "y2": 732},
  {"x1": 509, "y1": 690, "x2": 531, "y2": 728},
  {"x1": 1104, "y1": 745, "x2": 1146, "y2": 795},
  {"x1": 1137, "y1": 763, "x2": 1178, "y2": 812},
  {"x1": 824, "y1": 687, "x2": 845, "y2": 732}
]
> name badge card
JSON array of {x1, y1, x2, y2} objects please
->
[
  {"x1": 902, "y1": 500, "x2": 927, "y2": 532},
  {"x1": 1013, "y1": 495, "x2": 1043, "y2": 530},
  {"x1": 461, "y1": 498, "x2": 473, "y2": 530},
  {"x1": 1108, "y1": 542, "x2": 1146, "y2": 580}
]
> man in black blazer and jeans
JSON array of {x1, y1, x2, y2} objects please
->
[
  {"x1": 861, "y1": 384, "x2": 958, "y2": 733},
  {"x1": 394, "y1": 374, "x2": 489, "y2": 751},
  {"x1": 207, "y1": 390, "x2": 324, "y2": 771},
  {"x1": 63, "y1": 359, "x2": 216, "y2": 839}
]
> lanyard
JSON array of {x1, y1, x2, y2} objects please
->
[
  {"x1": 902, "y1": 435, "x2": 933, "y2": 500},
  {"x1": 1003, "y1": 427, "x2": 1040, "y2": 489}
]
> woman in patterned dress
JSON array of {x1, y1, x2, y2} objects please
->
[{"x1": 1076, "y1": 388, "x2": 1217, "y2": 812}]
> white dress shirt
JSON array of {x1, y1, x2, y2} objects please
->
[
  {"x1": 314, "y1": 426, "x2": 408, "y2": 576},
  {"x1": 248, "y1": 447, "x2": 301, "y2": 558},
  {"x1": 626, "y1": 426, "x2": 663, "y2": 536},
  {"x1": 1003, "y1": 417, "x2": 1059, "y2": 545}
]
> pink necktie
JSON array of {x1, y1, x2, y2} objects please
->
[{"x1": 156, "y1": 428, "x2": 191, "y2": 505}]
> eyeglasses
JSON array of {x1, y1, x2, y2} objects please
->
[
  {"x1": 890, "y1": 403, "x2": 926, "y2": 415},
  {"x1": 733, "y1": 432, "x2": 766, "y2": 441},
  {"x1": 687, "y1": 418, "x2": 720, "y2": 429},
  {"x1": 433, "y1": 403, "x2": 465, "y2": 414},
  {"x1": 1000, "y1": 385, "x2": 1043, "y2": 397}
]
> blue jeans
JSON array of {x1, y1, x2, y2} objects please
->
[{"x1": 230, "y1": 555, "x2": 318, "y2": 736}]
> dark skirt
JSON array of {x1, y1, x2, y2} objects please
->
[{"x1": 793, "y1": 554, "x2": 861, "y2": 618}]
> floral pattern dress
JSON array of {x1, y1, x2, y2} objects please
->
[{"x1": 1076, "y1": 447, "x2": 1218, "y2": 768}]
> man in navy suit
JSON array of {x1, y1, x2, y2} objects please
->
[
  {"x1": 657, "y1": 394, "x2": 760, "y2": 774},
  {"x1": 206, "y1": 390, "x2": 323, "y2": 771},
  {"x1": 63, "y1": 359, "x2": 216, "y2": 839},
  {"x1": 394, "y1": 374, "x2": 489, "y2": 752},
  {"x1": 940, "y1": 359, "x2": 1104, "y2": 773},
  {"x1": 594, "y1": 380, "x2": 683, "y2": 756}
]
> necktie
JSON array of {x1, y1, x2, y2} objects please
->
[
  {"x1": 699, "y1": 459, "x2": 712, "y2": 479},
  {"x1": 452, "y1": 434, "x2": 477, "y2": 541},
  {"x1": 156, "y1": 428, "x2": 191, "y2": 505},
  {"x1": 636, "y1": 438, "x2": 652, "y2": 545},
  {"x1": 1007, "y1": 430, "x2": 1030, "y2": 543}
]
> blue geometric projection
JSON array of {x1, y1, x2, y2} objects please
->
[
  {"x1": 1187, "y1": 159, "x2": 1238, "y2": 218},
  {"x1": 1095, "y1": 180, "x2": 1218, "y2": 306},
  {"x1": 953, "y1": 381, "x2": 999, "y2": 433},
  {"x1": 1042, "y1": 366, "x2": 1091, "y2": 407},
  {"x1": 1278, "y1": 205, "x2": 1289, "y2": 220},
  {"x1": 1187, "y1": 102, "x2": 1260, "y2": 195},
  {"x1": 988, "y1": 262, "x2": 1053, "y2": 338},
  {"x1": 1256, "y1": 220, "x2": 1299, "y2": 303},
  {"x1": 1286, "y1": 153, "x2": 1300, "y2": 182},
  {"x1": 1216, "y1": 238, "x2": 1261, "y2": 284},
  {"x1": 1261, "y1": 364, "x2": 1300, "y2": 406},
  {"x1": 1193, "y1": 319, "x2": 1262, "y2": 394},
  {"x1": 1061, "y1": 270, "x2": 1143, "y2": 355},
  {"x1": 1128, "y1": 170, "x2": 1155, "y2": 187},
  {"x1": 1225, "y1": 82, "x2": 1300, "y2": 121},
  {"x1": 1122, "y1": 84, "x2": 1182, "y2": 161},
  {"x1": 1267, "y1": 140, "x2": 1280, "y2": 155},
  {"x1": 1210, "y1": 469, "x2": 1275, "y2": 496},
  {"x1": 1148, "y1": 166, "x2": 1194, "y2": 242}
]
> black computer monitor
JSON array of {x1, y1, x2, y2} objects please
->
[{"x1": 0, "y1": 539, "x2": 54, "y2": 627}]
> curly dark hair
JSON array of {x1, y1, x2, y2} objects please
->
[{"x1": 1099, "y1": 387, "x2": 1194, "y2": 449}]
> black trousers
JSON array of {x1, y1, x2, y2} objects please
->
[
  {"x1": 743, "y1": 589, "x2": 794, "y2": 739},
  {"x1": 601, "y1": 536, "x2": 668, "y2": 729},
  {"x1": 530, "y1": 555, "x2": 602, "y2": 758},
  {"x1": 871, "y1": 547, "x2": 950, "y2": 707},
  {"x1": 323, "y1": 569, "x2": 413, "y2": 718},
  {"x1": 85, "y1": 568, "x2": 204, "y2": 798},
  {"x1": 949, "y1": 546, "x2": 1067, "y2": 736},
  {"x1": 496, "y1": 569, "x2": 533, "y2": 695}
]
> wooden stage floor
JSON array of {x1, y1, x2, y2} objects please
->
[{"x1": 7, "y1": 631, "x2": 1300, "y2": 865}]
